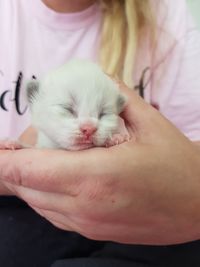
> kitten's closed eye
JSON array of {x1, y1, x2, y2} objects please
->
[
  {"x1": 60, "y1": 104, "x2": 77, "y2": 117},
  {"x1": 99, "y1": 112, "x2": 107, "y2": 119},
  {"x1": 98, "y1": 107, "x2": 113, "y2": 119}
]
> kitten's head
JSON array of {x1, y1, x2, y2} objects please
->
[{"x1": 27, "y1": 60, "x2": 127, "y2": 150}]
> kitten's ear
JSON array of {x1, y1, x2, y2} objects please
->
[
  {"x1": 117, "y1": 93, "x2": 127, "y2": 113},
  {"x1": 26, "y1": 80, "x2": 40, "y2": 105}
]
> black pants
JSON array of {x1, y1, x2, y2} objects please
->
[{"x1": 0, "y1": 197, "x2": 200, "y2": 267}]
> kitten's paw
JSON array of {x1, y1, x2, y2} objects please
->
[
  {"x1": 105, "y1": 134, "x2": 130, "y2": 147},
  {"x1": 0, "y1": 140, "x2": 24, "y2": 150}
]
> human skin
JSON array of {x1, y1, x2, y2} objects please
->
[{"x1": 0, "y1": 82, "x2": 200, "y2": 245}]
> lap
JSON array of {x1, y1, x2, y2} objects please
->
[{"x1": 1, "y1": 197, "x2": 200, "y2": 267}]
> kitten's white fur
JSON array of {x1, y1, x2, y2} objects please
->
[{"x1": 27, "y1": 60, "x2": 127, "y2": 150}]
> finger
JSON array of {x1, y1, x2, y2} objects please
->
[
  {"x1": 0, "y1": 147, "x2": 112, "y2": 193},
  {"x1": 112, "y1": 79, "x2": 159, "y2": 134},
  {"x1": 107, "y1": 74, "x2": 148, "y2": 109},
  {"x1": 0, "y1": 148, "x2": 83, "y2": 193},
  {"x1": 0, "y1": 140, "x2": 24, "y2": 150},
  {"x1": 30, "y1": 206, "x2": 75, "y2": 231},
  {"x1": 6, "y1": 183, "x2": 96, "y2": 234},
  {"x1": 4, "y1": 181, "x2": 78, "y2": 214},
  {"x1": 31, "y1": 205, "x2": 93, "y2": 235},
  {"x1": 112, "y1": 78, "x2": 149, "y2": 109},
  {"x1": 113, "y1": 79, "x2": 179, "y2": 144},
  {"x1": 50, "y1": 220, "x2": 72, "y2": 231}
]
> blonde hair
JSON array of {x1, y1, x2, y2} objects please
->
[{"x1": 99, "y1": 0, "x2": 155, "y2": 87}]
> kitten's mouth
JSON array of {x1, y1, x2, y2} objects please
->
[
  {"x1": 74, "y1": 140, "x2": 93, "y2": 146},
  {"x1": 70, "y1": 142, "x2": 94, "y2": 151},
  {"x1": 75, "y1": 136, "x2": 94, "y2": 144},
  {"x1": 71, "y1": 136, "x2": 94, "y2": 150}
]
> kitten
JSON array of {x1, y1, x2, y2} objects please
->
[{"x1": 0, "y1": 60, "x2": 129, "y2": 150}]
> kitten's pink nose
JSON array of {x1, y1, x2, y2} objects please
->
[{"x1": 80, "y1": 124, "x2": 97, "y2": 137}]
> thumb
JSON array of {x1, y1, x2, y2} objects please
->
[
  {"x1": 117, "y1": 81, "x2": 191, "y2": 147},
  {"x1": 116, "y1": 80, "x2": 157, "y2": 136}
]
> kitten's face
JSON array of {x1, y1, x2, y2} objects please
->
[
  {"x1": 36, "y1": 95, "x2": 120, "y2": 150},
  {"x1": 27, "y1": 61, "x2": 126, "y2": 150}
]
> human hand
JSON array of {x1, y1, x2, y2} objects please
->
[
  {"x1": 0, "y1": 82, "x2": 200, "y2": 245},
  {"x1": 0, "y1": 127, "x2": 37, "y2": 195},
  {"x1": 0, "y1": 126, "x2": 36, "y2": 151}
]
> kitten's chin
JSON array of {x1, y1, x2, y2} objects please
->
[
  {"x1": 68, "y1": 143, "x2": 94, "y2": 151},
  {"x1": 61, "y1": 137, "x2": 108, "y2": 151}
]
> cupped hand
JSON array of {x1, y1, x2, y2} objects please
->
[
  {"x1": 0, "y1": 126, "x2": 37, "y2": 195},
  {"x1": 0, "y1": 82, "x2": 200, "y2": 245}
]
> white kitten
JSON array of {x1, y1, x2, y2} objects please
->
[{"x1": 27, "y1": 60, "x2": 128, "y2": 150}]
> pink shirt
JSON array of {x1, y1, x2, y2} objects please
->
[{"x1": 0, "y1": 0, "x2": 200, "y2": 140}]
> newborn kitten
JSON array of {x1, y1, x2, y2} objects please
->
[
  {"x1": 28, "y1": 60, "x2": 128, "y2": 150},
  {"x1": 0, "y1": 60, "x2": 128, "y2": 151}
]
